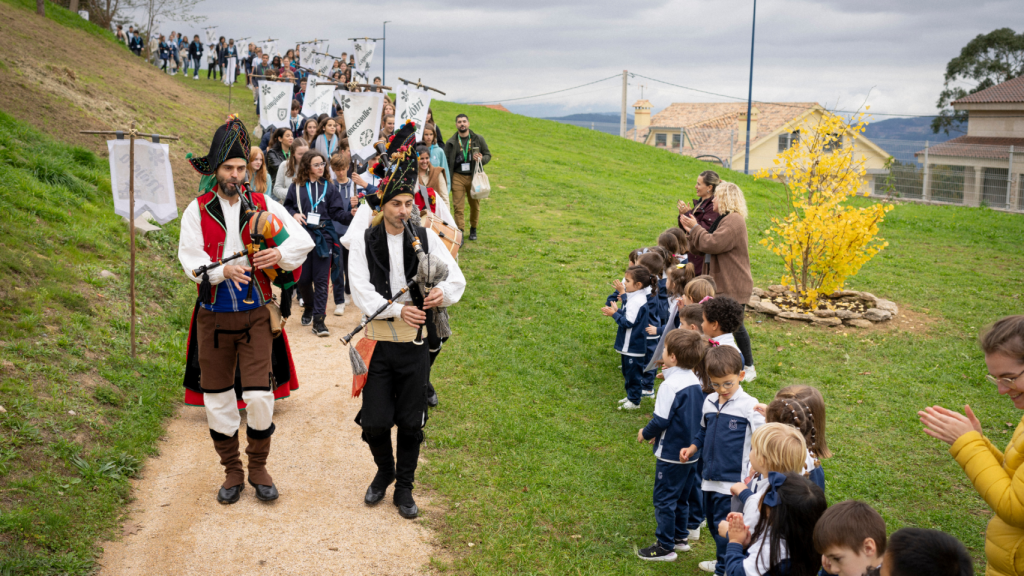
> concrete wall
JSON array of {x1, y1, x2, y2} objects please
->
[{"x1": 965, "y1": 110, "x2": 1024, "y2": 139}]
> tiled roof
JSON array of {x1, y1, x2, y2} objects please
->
[
  {"x1": 916, "y1": 135, "x2": 1024, "y2": 161},
  {"x1": 625, "y1": 102, "x2": 818, "y2": 159},
  {"x1": 483, "y1": 104, "x2": 511, "y2": 113},
  {"x1": 953, "y1": 76, "x2": 1024, "y2": 105}
]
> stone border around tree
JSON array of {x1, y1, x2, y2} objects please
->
[{"x1": 746, "y1": 285, "x2": 899, "y2": 328}]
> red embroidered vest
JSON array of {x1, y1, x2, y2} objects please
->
[{"x1": 197, "y1": 188, "x2": 273, "y2": 304}]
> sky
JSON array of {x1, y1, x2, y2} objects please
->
[{"x1": 141, "y1": 0, "x2": 1018, "y2": 120}]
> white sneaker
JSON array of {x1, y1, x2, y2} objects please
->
[
  {"x1": 689, "y1": 528, "x2": 700, "y2": 541},
  {"x1": 619, "y1": 401, "x2": 640, "y2": 410},
  {"x1": 334, "y1": 303, "x2": 345, "y2": 316},
  {"x1": 698, "y1": 560, "x2": 718, "y2": 572},
  {"x1": 743, "y1": 365, "x2": 757, "y2": 382},
  {"x1": 673, "y1": 541, "x2": 691, "y2": 552},
  {"x1": 618, "y1": 397, "x2": 630, "y2": 404},
  {"x1": 642, "y1": 389, "x2": 656, "y2": 398}
]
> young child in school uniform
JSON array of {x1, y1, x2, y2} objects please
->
[
  {"x1": 680, "y1": 346, "x2": 765, "y2": 575},
  {"x1": 638, "y1": 253, "x2": 667, "y2": 398},
  {"x1": 647, "y1": 267, "x2": 692, "y2": 379},
  {"x1": 723, "y1": 472, "x2": 826, "y2": 576},
  {"x1": 763, "y1": 389, "x2": 830, "y2": 492},
  {"x1": 602, "y1": 265, "x2": 653, "y2": 410},
  {"x1": 684, "y1": 277, "x2": 716, "y2": 307},
  {"x1": 635, "y1": 330, "x2": 711, "y2": 561},
  {"x1": 814, "y1": 500, "x2": 886, "y2": 576},
  {"x1": 664, "y1": 228, "x2": 691, "y2": 267},
  {"x1": 679, "y1": 302, "x2": 709, "y2": 540},
  {"x1": 606, "y1": 248, "x2": 645, "y2": 307},
  {"x1": 702, "y1": 296, "x2": 746, "y2": 363}
]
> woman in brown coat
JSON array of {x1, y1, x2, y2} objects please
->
[
  {"x1": 677, "y1": 170, "x2": 721, "y2": 274},
  {"x1": 679, "y1": 181, "x2": 757, "y2": 380}
]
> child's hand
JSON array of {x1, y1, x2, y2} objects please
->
[
  {"x1": 727, "y1": 513, "x2": 750, "y2": 545},
  {"x1": 601, "y1": 304, "x2": 617, "y2": 317},
  {"x1": 645, "y1": 325, "x2": 657, "y2": 335},
  {"x1": 730, "y1": 482, "x2": 748, "y2": 497},
  {"x1": 679, "y1": 445, "x2": 697, "y2": 462},
  {"x1": 753, "y1": 403, "x2": 768, "y2": 417},
  {"x1": 637, "y1": 428, "x2": 646, "y2": 443},
  {"x1": 718, "y1": 520, "x2": 730, "y2": 538},
  {"x1": 613, "y1": 279, "x2": 625, "y2": 295},
  {"x1": 656, "y1": 372, "x2": 665, "y2": 380}
]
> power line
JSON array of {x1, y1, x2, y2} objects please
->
[{"x1": 465, "y1": 74, "x2": 621, "y2": 105}]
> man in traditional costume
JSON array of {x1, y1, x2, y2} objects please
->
[
  {"x1": 348, "y1": 120, "x2": 466, "y2": 519},
  {"x1": 178, "y1": 117, "x2": 314, "y2": 504}
]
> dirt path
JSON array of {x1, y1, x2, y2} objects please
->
[{"x1": 97, "y1": 301, "x2": 439, "y2": 576}]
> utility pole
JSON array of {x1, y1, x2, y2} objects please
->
[
  {"x1": 620, "y1": 69, "x2": 627, "y2": 138},
  {"x1": 383, "y1": 21, "x2": 392, "y2": 87},
  {"x1": 743, "y1": 0, "x2": 757, "y2": 175}
]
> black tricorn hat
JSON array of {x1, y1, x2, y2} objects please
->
[
  {"x1": 188, "y1": 116, "x2": 251, "y2": 176},
  {"x1": 370, "y1": 120, "x2": 419, "y2": 206}
]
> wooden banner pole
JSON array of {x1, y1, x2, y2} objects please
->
[{"x1": 128, "y1": 120, "x2": 136, "y2": 358}]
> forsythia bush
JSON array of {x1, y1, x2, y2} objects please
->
[{"x1": 756, "y1": 110, "x2": 894, "y2": 307}]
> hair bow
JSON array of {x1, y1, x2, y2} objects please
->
[
  {"x1": 761, "y1": 471, "x2": 787, "y2": 508},
  {"x1": 708, "y1": 339, "x2": 720, "y2": 347},
  {"x1": 700, "y1": 296, "x2": 714, "y2": 304}
]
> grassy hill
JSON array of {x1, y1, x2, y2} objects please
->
[
  {"x1": 1, "y1": 2, "x2": 1023, "y2": 574},
  {"x1": 422, "y1": 101, "x2": 1024, "y2": 574}
]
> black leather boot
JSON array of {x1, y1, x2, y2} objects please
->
[
  {"x1": 426, "y1": 381, "x2": 438, "y2": 408},
  {"x1": 363, "y1": 431, "x2": 395, "y2": 505},
  {"x1": 394, "y1": 428, "x2": 423, "y2": 519}
]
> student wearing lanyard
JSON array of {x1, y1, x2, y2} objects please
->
[
  {"x1": 329, "y1": 152, "x2": 358, "y2": 316},
  {"x1": 444, "y1": 113, "x2": 491, "y2": 240},
  {"x1": 283, "y1": 151, "x2": 352, "y2": 336},
  {"x1": 313, "y1": 117, "x2": 340, "y2": 158}
]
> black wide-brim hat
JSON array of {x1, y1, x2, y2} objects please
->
[
  {"x1": 188, "y1": 116, "x2": 252, "y2": 176},
  {"x1": 371, "y1": 120, "x2": 419, "y2": 205}
]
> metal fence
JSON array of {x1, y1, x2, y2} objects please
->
[{"x1": 869, "y1": 138, "x2": 1023, "y2": 212}]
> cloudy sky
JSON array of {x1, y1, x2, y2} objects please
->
[{"x1": 144, "y1": 0, "x2": 1017, "y2": 119}]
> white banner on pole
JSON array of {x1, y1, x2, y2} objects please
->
[
  {"x1": 259, "y1": 81, "x2": 295, "y2": 129},
  {"x1": 106, "y1": 139, "x2": 177, "y2": 224},
  {"x1": 223, "y1": 57, "x2": 236, "y2": 85},
  {"x1": 299, "y1": 40, "x2": 324, "y2": 69},
  {"x1": 302, "y1": 76, "x2": 334, "y2": 118},
  {"x1": 337, "y1": 90, "x2": 384, "y2": 161},
  {"x1": 397, "y1": 87, "x2": 432, "y2": 141},
  {"x1": 353, "y1": 40, "x2": 376, "y2": 76},
  {"x1": 262, "y1": 40, "x2": 276, "y2": 57},
  {"x1": 204, "y1": 28, "x2": 217, "y2": 46},
  {"x1": 309, "y1": 51, "x2": 332, "y2": 77}
]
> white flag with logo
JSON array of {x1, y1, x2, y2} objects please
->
[
  {"x1": 302, "y1": 76, "x2": 334, "y2": 118},
  {"x1": 262, "y1": 40, "x2": 276, "y2": 57},
  {"x1": 204, "y1": 28, "x2": 217, "y2": 46},
  {"x1": 106, "y1": 139, "x2": 177, "y2": 224},
  {"x1": 337, "y1": 90, "x2": 384, "y2": 161},
  {"x1": 353, "y1": 40, "x2": 376, "y2": 75},
  {"x1": 299, "y1": 40, "x2": 324, "y2": 69},
  {"x1": 222, "y1": 57, "x2": 236, "y2": 86},
  {"x1": 259, "y1": 81, "x2": 295, "y2": 129},
  {"x1": 310, "y1": 52, "x2": 332, "y2": 77},
  {"x1": 397, "y1": 87, "x2": 432, "y2": 140}
]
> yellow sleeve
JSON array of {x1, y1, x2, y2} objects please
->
[{"x1": 950, "y1": 429, "x2": 1024, "y2": 528}]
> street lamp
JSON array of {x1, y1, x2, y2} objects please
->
[
  {"x1": 743, "y1": 0, "x2": 757, "y2": 175},
  {"x1": 383, "y1": 20, "x2": 392, "y2": 87}
]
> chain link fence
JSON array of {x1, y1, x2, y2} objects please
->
[{"x1": 869, "y1": 138, "x2": 1023, "y2": 212}]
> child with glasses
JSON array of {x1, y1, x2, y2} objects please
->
[{"x1": 680, "y1": 346, "x2": 764, "y2": 575}]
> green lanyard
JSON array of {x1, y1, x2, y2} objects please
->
[{"x1": 459, "y1": 134, "x2": 472, "y2": 162}]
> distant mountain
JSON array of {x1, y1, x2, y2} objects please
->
[
  {"x1": 544, "y1": 112, "x2": 633, "y2": 123},
  {"x1": 862, "y1": 116, "x2": 959, "y2": 143}
]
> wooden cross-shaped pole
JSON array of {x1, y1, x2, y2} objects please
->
[
  {"x1": 397, "y1": 77, "x2": 447, "y2": 96},
  {"x1": 79, "y1": 122, "x2": 180, "y2": 359}
]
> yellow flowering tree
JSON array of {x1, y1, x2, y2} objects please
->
[{"x1": 756, "y1": 110, "x2": 894, "y2": 307}]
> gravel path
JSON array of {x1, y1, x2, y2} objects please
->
[{"x1": 98, "y1": 301, "x2": 439, "y2": 575}]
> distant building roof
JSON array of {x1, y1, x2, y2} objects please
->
[
  {"x1": 483, "y1": 104, "x2": 511, "y2": 113},
  {"x1": 953, "y1": 76, "x2": 1024, "y2": 105},
  {"x1": 626, "y1": 102, "x2": 819, "y2": 158},
  {"x1": 917, "y1": 135, "x2": 1024, "y2": 161}
]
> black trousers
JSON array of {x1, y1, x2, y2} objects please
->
[
  {"x1": 332, "y1": 246, "x2": 349, "y2": 305},
  {"x1": 298, "y1": 252, "x2": 331, "y2": 316},
  {"x1": 358, "y1": 341, "x2": 429, "y2": 432},
  {"x1": 734, "y1": 321, "x2": 755, "y2": 366},
  {"x1": 207, "y1": 63, "x2": 220, "y2": 79}
]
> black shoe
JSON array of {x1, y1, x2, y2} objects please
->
[
  {"x1": 426, "y1": 382, "x2": 438, "y2": 408},
  {"x1": 469, "y1": 228, "x2": 477, "y2": 241},
  {"x1": 301, "y1": 308, "x2": 313, "y2": 326},
  {"x1": 393, "y1": 487, "x2": 419, "y2": 519},
  {"x1": 217, "y1": 484, "x2": 243, "y2": 505},
  {"x1": 364, "y1": 435, "x2": 395, "y2": 506},
  {"x1": 312, "y1": 314, "x2": 329, "y2": 337},
  {"x1": 249, "y1": 480, "x2": 279, "y2": 501},
  {"x1": 637, "y1": 542, "x2": 677, "y2": 561}
]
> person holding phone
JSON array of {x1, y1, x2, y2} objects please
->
[{"x1": 678, "y1": 170, "x2": 721, "y2": 275}]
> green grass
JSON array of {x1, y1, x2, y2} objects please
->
[
  {"x1": 1, "y1": 0, "x2": 123, "y2": 45},
  {"x1": 0, "y1": 111, "x2": 194, "y2": 574},
  {"x1": 421, "y1": 101, "x2": 1024, "y2": 574}
]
